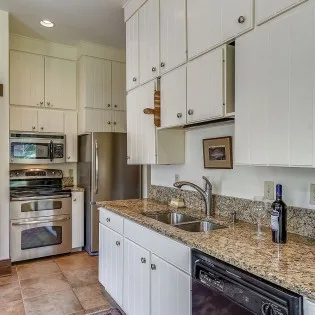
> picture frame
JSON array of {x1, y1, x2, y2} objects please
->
[{"x1": 203, "y1": 136, "x2": 233, "y2": 169}]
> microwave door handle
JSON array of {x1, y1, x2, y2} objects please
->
[
  {"x1": 50, "y1": 141, "x2": 54, "y2": 162},
  {"x1": 95, "y1": 140, "x2": 99, "y2": 195},
  {"x1": 12, "y1": 217, "x2": 71, "y2": 226}
]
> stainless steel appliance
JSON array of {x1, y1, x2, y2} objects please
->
[
  {"x1": 10, "y1": 132, "x2": 66, "y2": 164},
  {"x1": 10, "y1": 169, "x2": 72, "y2": 262},
  {"x1": 192, "y1": 249, "x2": 302, "y2": 315},
  {"x1": 78, "y1": 133, "x2": 141, "y2": 255}
]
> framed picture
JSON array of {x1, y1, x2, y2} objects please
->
[{"x1": 203, "y1": 137, "x2": 233, "y2": 169}]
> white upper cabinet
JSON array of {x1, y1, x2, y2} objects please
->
[
  {"x1": 64, "y1": 111, "x2": 78, "y2": 162},
  {"x1": 45, "y1": 57, "x2": 77, "y2": 110},
  {"x1": 235, "y1": 3, "x2": 315, "y2": 167},
  {"x1": 126, "y1": 12, "x2": 140, "y2": 91},
  {"x1": 10, "y1": 51, "x2": 44, "y2": 107},
  {"x1": 112, "y1": 62, "x2": 126, "y2": 111},
  {"x1": 256, "y1": 0, "x2": 308, "y2": 25},
  {"x1": 139, "y1": 0, "x2": 160, "y2": 84},
  {"x1": 161, "y1": 65, "x2": 186, "y2": 128},
  {"x1": 160, "y1": 0, "x2": 187, "y2": 74},
  {"x1": 112, "y1": 111, "x2": 127, "y2": 133},
  {"x1": 38, "y1": 109, "x2": 64, "y2": 133},
  {"x1": 187, "y1": 0, "x2": 253, "y2": 59},
  {"x1": 10, "y1": 107, "x2": 38, "y2": 132}
]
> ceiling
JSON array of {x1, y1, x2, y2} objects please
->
[{"x1": 0, "y1": 0, "x2": 128, "y2": 49}]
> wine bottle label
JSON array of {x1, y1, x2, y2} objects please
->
[{"x1": 271, "y1": 211, "x2": 279, "y2": 231}]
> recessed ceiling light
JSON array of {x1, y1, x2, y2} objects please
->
[{"x1": 40, "y1": 20, "x2": 55, "y2": 28}]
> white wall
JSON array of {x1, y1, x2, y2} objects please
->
[
  {"x1": 151, "y1": 122, "x2": 315, "y2": 210},
  {"x1": 0, "y1": 10, "x2": 10, "y2": 260}
]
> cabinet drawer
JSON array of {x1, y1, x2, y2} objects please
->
[
  {"x1": 99, "y1": 208, "x2": 124, "y2": 234},
  {"x1": 124, "y1": 218, "x2": 191, "y2": 274}
]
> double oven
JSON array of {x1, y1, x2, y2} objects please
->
[{"x1": 10, "y1": 169, "x2": 72, "y2": 262}]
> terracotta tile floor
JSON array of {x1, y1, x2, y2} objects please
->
[{"x1": 0, "y1": 252, "x2": 117, "y2": 315}]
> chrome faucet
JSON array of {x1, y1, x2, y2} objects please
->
[{"x1": 174, "y1": 176, "x2": 213, "y2": 217}]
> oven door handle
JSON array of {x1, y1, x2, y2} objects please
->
[
  {"x1": 11, "y1": 194, "x2": 71, "y2": 201},
  {"x1": 95, "y1": 140, "x2": 99, "y2": 195},
  {"x1": 12, "y1": 217, "x2": 71, "y2": 226}
]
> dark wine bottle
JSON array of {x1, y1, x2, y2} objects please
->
[{"x1": 271, "y1": 184, "x2": 287, "y2": 244}]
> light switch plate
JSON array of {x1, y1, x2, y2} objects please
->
[
  {"x1": 310, "y1": 184, "x2": 315, "y2": 205},
  {"x1": 264, "y1": 181, "x2": 274, "y2": 200}
]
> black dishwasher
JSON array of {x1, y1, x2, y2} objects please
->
[{"x1": 192, "y1": 249, "x2": 303, "y2": 315}]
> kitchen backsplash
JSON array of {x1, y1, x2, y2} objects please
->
[
  {"x1": 149, "y1": 185, "x2": 315, "y2": 239},
  {"x1": 62, "y1": 177, "x2": 74, "y2": 187}
]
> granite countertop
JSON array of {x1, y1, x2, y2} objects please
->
[
  {"x1": 97, "y1": 198, "x2": 315, "y2": 301},
  {"x1": 63, "y1": 186, "x2": 85, "y2": 192}
]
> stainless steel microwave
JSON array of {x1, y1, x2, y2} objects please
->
[{"x1": 10, "y1": 132, "x2": 66, "y2": 164}]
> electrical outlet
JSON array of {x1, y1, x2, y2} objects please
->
[
  {"x1": 264, "y1": 181, "x2": 274, "y2": 200},
  {"x1": 310, "y1": 184, "x2": 315, "y2": 205},
  {"x1": 175, "y1": 174, "x2": 180, "y2": 182}
]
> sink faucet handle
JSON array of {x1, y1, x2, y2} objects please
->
[{"x1": 202, "y1": 176, "x2": 212, "y2": 191}]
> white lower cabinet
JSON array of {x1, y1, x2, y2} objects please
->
[
  {"x1": 151, "y1": 254, "x2": 191, "y2": 315},
  {"x1": 123, "y1": 238, "x2": 150, "y2": 315},
  {"x1": 305, "y1": 299, "x2": 315, "y2": 315},
  {"x1": 71, "y1": 192, "x2": 84, "y2": 249}
]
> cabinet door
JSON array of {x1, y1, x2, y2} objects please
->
[
  {"x1": 160, "y1": 0, "x2": 186, "y2": 74},
  {"x1": 151, "y1": 254, "x2": 191, "y2": 315},
  {"x1": 112, "y1": 62, "x2": 126, "y2": 111},
  {"x1": 10, "y1": 107, "x2": 38, "y2": 132},
  {"x1": 187, "y1": 0, "x2": 222, "y2": 59},
  {"x1": 305, "y1": 299, "x2": 315, "y2": 315},
  {"x1": 139, "y1": 0, "x2": 160, "y2": 84},
  {"x1": 38, "y1": 109, "x2": 64, "y2": 133},
  {"x1": 221, "y1": 0, "x2": 253, "y2": 43},
  {"x1": 64, "y1": 111, "x2": 78, "y2": 162},
  {"x1": 256, "y1": 0, "x2": 308, "y2": 25},
  {"x1": 161, "y1": 66, "x2": 186, "y2": 128},
  {"x1": 72, "y1": 192, "x2": 84, "y2": 249},
  {"x1": 126, "y1": 12, "x2": 139, "y2": 91},
  {"x1": 10, "y1": 51, "x2": 44, "y2": 107},
  {"x1": 112, "y1": 111, "x2": 127, "y2": 133},
  {"x1": 84, "y1": 109, "x2": 105, "y2": 133},
  {"x1": 187, "y1": 47, "x2": 224, "y2": 123},
  {"x1": 123, "y1": 238, "x2": 150, "y2": 315},
  {"x1": 45, "y1": 57, "x2": 76, "y2": 110},
  {"x1": 103, "y1": 110, "x2": 113, "y2": 132},
  {"x1": 99, "y1": 224, "x2": 123, "y2": 307}
]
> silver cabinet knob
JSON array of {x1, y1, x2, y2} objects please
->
[
  {"x1": 73, "y1": 198, "x2": 77, "y2": 202},
  {"x1": 127, "y1": 156, "x2": 130, "y2": 160},
  {"x1": 107, "y1": 121, "x2": 111, "y2": 125},
  {"x1": 116, "y1": 241, "x2": 121, "y2": 246},
  {"x1": 114, "y1": 105, "x2": 118, "y2": 108},
  {"x1": 47, "y1": 102, "x2": 50, "y2": 106},
  {"x1": 160, "y1": 62, "x2": 165, "y2": 68},
  {"x1": 238, "y1": 16, "x2": 246, "y2": 23},
  {"x1": 152, "y1": 67, "x2": 156, "y2": 72},
  {"x1": 188, "y1": 109, "x2": 194, "y2": 115},
  {"x1": 32, "y1": 126, "x2": 36, "y2": 130},
  {"x1": 177, "y1": 113, "x2": 182, "y2": 118},
  {"x1": 40, "y1": 127, "x2": 44, "y2": 131},
  {"x1": 133, "y1": 77, "x2": 137, "y2": 82},
  {"x1": 151, "y1": 264, "x2": 156, "y2": 270},
  {"x1": 67, "y1": 156, "x2": 71, "y2": 160},
  {"x1": 113, "y1": 122, "x2": 117, "y2": 125},
  {"x1": 106, "y1": 218, "x2": 110, "y2": 222},
  {"x1": 141, "y1": 258, "x2": 146, "y2": 264},
  {"x1": 107, "y1": 104, "x2": 111, "y2": 108},
  {"x1": 38, "y1": 101, "x2": 44, "y2": 106}
]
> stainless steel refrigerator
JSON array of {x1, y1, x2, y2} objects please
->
[{"x1": 78, "y1": 133, "x2": 141, "y2": 255}]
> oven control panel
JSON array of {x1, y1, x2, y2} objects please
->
[{"x1": 10, "y1": 169, "x2": 63, "y2": 180}]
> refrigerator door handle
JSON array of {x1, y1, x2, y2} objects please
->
[{"x1": 95, "y1": 140, "x2": 99, "y2": 195}]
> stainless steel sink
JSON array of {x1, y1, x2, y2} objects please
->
[
  {"x1": 143, "y1": 212, "x2": 197, "y2": 225},
  {"x1": 176, "y1": 221, "x2": 227, "y2": 233}
]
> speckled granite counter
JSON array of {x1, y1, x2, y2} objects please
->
[
  {"x1": 63, "y1": 186, "x2": 85, "y2": 192},
  {"x1": 97, "y1": 199, "x2": 315, "y2": 301}
]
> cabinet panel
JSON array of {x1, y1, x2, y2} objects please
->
[
  {"x1": 10, "y1": 107, "x2": 38, "y2": 132},
  {"x1": 103, "y1": 110, "x2": 113, "y2": 132},
  {"x1": 72, "y1": 192, "x2": 84, "y2": 249},
  {"x1": 160, "y1": 0, "x2": 186, "y2": 73},
  {"x1": 84, "y1": 109, "x2": 104, "y2": 132},
  {"x1": 126, "y1": 12, "x2": 140, "y2": 90},
  {"x1": 45, "y1": 57, "x2": 76, "y2": 110},
  {"x1": 38, "y1": 109, "x2": 64, "y2": 133},
  {"x1": 151, "y1": 254, "x2": 191, "y2": 315},
  {"x1": 139, "y1": 0, "x2": 160, "y2": 84},
  {"x1": 161, "y1": 66, "x2": 186, "y2": 128},
  {"x1": 112, "y1": 62, "x2": 126, "y2": 111},
  {"x1": 187, "y1": 47, "x2": 223, "y2": 123},
  {"x1": 305, "y1": 299, "x2": 315, "y2": 315},
  {"x1": 123, "y1": 238, "x2": 150, "y2": 315},
  {"x1": 64, "y1": 111, "x2": 78, "y2": 162},
  {"x1": 10, "y1": 51, "x2": 44, "y2": 107},
  {"x1": 112, "y1": 111, "x2": 127, "y2": 133}
]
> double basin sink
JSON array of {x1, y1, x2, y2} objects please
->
[{"x1": 143, "y1": 212, "x2": 227, "y2": 233}]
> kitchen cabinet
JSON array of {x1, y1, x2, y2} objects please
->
[
  {"x1": 64, "y1": 111, "x2": 78, "y2": 162},
  {"x1": 235, "y1": 3, "x2": 315, "y2": 167},
  {"x1": 160, "y1": 0, "x2": 186, "y2": 74},
  {"x1": 79, "y1": 56, "x2": 112, "y2": 110},
  {"x1": 38, "y1": 109, "x2": 64, "y2": 133},
  {"x1": 305, "y1": 299, "x2": 315, "y2": 315},
  {"x1": 112, "y1": 62, "x2": 126, "y2": 111},
  {"x1": 112, "y1": 111, "x2": 127, "y2": 133},
  {"x1": 10, "y1": 51, "x2": 44, "y2": 108},
  {"x1": 151, "y1": 254, "x2": 191, "y2": 315},
  {"x1": 45, "y1": 57, "x2": 77, "y2": 110},
  {"x1": 161, "y1": 65, "x2": 187, "y2": 128},
  {"x1": 187, "y1": 0, "x2": 253, "y2": 59},
  {"x1": 10, "y1": 107, "x2": 38, "y2": 132},
  {"x1": 72, "y1": 191, "x2": 84, "y2": 250},
  {"x1": 187, "y1": 45, "x2": 235, "y2": 124},
  {"x1": 123, "y1": 238, "x2": 150, "y2": 315},
  {"x1": 99, "y1": 223, "x2": 123, "y2": 307},
  {"x1": 256, "y1": 0, "x2": 308, "y2": 25},
  {"x1": 139, "y1": 0, "x2": 160, "y2": 84},
  {"x1": 126, "y1": 12, "x2": 139, "y2": 91}
]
